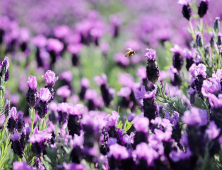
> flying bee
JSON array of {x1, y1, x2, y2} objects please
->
[{"x1": 125, "y1": 48, "x2": 136, "y2": 58}]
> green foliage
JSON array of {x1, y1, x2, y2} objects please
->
[{"x1": 124, "y1": 120, "x2": 133, "y2": 132}]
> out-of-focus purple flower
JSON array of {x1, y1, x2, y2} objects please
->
[
  {"x1": 63, "y1": 162, "x2": 86, "y2": 170},
  {"x1": 37, "y1": 88, "x2": 52, "y2": 102},
  {"x1": 187, "y1": 88, "x2": 195, "y2": 94},
  {"x1": 144, "y1": 49, "x2": 156, "y2": 60},
  {"x1": 94, "y1": 73, "x2": 107, "y2": 86},
  {"x1": 189, "y1": 63, "x2": 207, "y2": 78},
  {"x1": 178, "y1": 0, "x2": 191, "y2": 5},
  {"x1": 10, "y1": 94, "x2": 20, "y2": 105},
  {"x1": 59, "y1": 70, "x2": 73, "y2": 82},
  {"x1": 27, "y1": 76, "x2": 37, "y2": 90},
  {"x1": 114, "y1": 52, "x2": 129, "y2": 66},
  {"x1": 133, "y1": 142, "x2": 158, "y2": 166},
  {"x1": 208, "y1": 94, "x2": 222, "y2": 108},
  {"x1": 135, "y1": 85, "x2": 157, "y2": 99},
  {"x1": 117, "y1": 87, "x2": 131, "y2": 97},
  {"x1": 170, "y1": 44, "x2": 182, "y2": 54},
  {"x1": 67, "y1": 104, "x2": 84, "y2": 115},
  {"x1": 104, "y1": 111, "x2": 120, "y2": 127},
  {"x1": 169, "y1": 148, "x2": 192, "y2": 162},
  {"x1": 133, "y1": 116, "x2": 149, "y2": 133},
  {"x1": 67, "y1": 44, "x2": 82, "y2": 54},
  {"x1": 100, "y1": 42, "x2": 110, "y2": 54},
  {"x1": 72, "y1": 134, "x2": 84, "y2": 148},
  {"x1": 42, "y1": 70, "x2": 59, "y2": 85},
  {"x1": 19, "y1": 28, "x2": 30, "y2": 43},
  {"x1": 9, "y1": 107, "x2": 17, "y2": 119},
  {"x1": 205, "y1": 121, "x2": 220, "y2": 140},
  {"x1": 180, "y1": 133, "x2": 189, "y2": 147},
  {"x1": 124, "y1": 40, "x2": 141, "y2": 51},
  {"x1": 80, "y1": 77, "x2": 90, "y2": 88},
  {"x1": 213, "y1": 69, "x2": 222, "y2": 80},
  {"x1": 13, "y1": 161, "x2": 32, "y2": 170},
  {"x1": 49, "y1": 102, "x2": 58, "y2": 112},
  {"x1": 32, "y1": 35, "x2": 47, "y2": 48},
  {"x1": 57, "y1": 85, "x2": 71, "y2": 99},
  {"x1": 137, "y1": 66, "x2": 147, "y2": 80},
  {"x1": 85, "y1": 89, "x2": 97, "y2": 100},
  {"x1": 182, "y1": 107, "x2": 208, "y2": 126},
  {"x1": 10, "y1": 132, "x2": 20, "y2": 141},
  {"x1": 123, "y1": 132, "x2": 135, "y2": 144},
  {"x1": 54, "y1": 25, "x2": 71, "y2": 39},
  {"x1": 47, "y1": 38, "x2": 64, "y2": 53},
  {"x1": 118, "y1": 73, "x2": 135, "y2": 89},
  {"x1": 202, "y1": 78, "x2": 221, "y2": 97},
  {"x1": 128, "y1": 113, "x2": 136, "y2": 122},
  {"x1": 107, "y1": 137, "x2": 117, "y2": 147},
  {"x1": 108, "y1": 143, "x2": 129, "y2": 159}
]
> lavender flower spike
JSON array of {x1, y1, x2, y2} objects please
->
[
  {"x1": 27, "y1": 76, "x2": 37, "y2": 90},
  {"x1": 42, "y1": 70, "x2": 59, "y2": 85},
  {"x1": 37, "y1": 88, "x2": 52, "y2": 102},
  {"x1": 144, "y1": 48, "x2": 156, "y2": 60}
]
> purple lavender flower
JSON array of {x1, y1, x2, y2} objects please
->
[
  {"x1": 202, "y1": 78, "x2": 221, "y2": 97},
  {"x1": 79, "y1": 77, "x2": 90, "y2": 100},
  {"x1": 133, "y1": 116, "x2": 149, "y2": 133},
  {"x1": 205, "y1": 121, "x2": 220, "y2": 140},
  {"x1": 217, "y1": 33, "x2": 222, "y2": 46},
  {"x1": 10, "y1": 132, "x2": 24, "y2": 158},
  {"x1": 13, "y1": 161, "x2": 32, "y2": 170},
  {"x1": 114, "y1": 52, "x2": 130, "y2": 67},
  {"x1": 198, "y1": 0, "x2": 209, "y2": 18},
  {"x1": 170, "y1": 45, "x2": 184, "y2": 72},
  {"x1": 7, "y1": 107, "x2": 17, "y2": 133},
  {"x1": 109, "y1": 143, "x2": 129, "y2": 159},
  {"x1": 94, "y1": 73, "x2": 114, "y2": 107},
  {"x1": 182, "y1": 107, "x2": 208, "y2": 126},
  {"x1": 59, "y1": 70, "x2": 73, "y2": 83},
  {"x1": 63, "y1": 162, "x2": 86, "y2": 170},
  {"x1": 42, "y1": 70, "x2": 59, "y2": 86},
  {"x1": 178, "y1": 0, "x2": 192, "y2": 21},
  {"x1": 32, "y1": 35, "x2": 47, "y2": 48},
  {"x1": 36, "y1": 88, "x2": 51, "y2": 118},
  {"x1": 42, "y1": 70, "x2": 58, "y2": 103},
  {"x1": 85, "y1": 89, "x2": 97, "y2": 110},
  {"x1": 26, "y1": 75, "x2": 37, "y2": 108},
  {"x1": 67, "y1": 44, "x2": 83, "y2": 66},
  {"x1": 57, "y1": 85, "x2": 71, "y2": 101},
  {"x1": 54, "y1": 25, "x2": 70, "y2": 39},
  {"x1": 144, "y1": 49, "x2": 156, "y2": 60}
]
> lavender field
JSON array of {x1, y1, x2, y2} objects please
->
[{"x1": 0, "y1": 0, "x2": 222, "y2": 169}]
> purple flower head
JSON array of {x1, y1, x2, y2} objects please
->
[
  {"x1": 206, "y1": 121, "x2": 220, "y2": 140},
  {"x1": 13, "y1": 161, "x2": 32, "y2": 170},
  {"x1": 10, "y1": 132, "x2": 20, "y2": 141},
  {"x1": 57, "y1": 85, "x2": 71, "y2": 98},
  {"x1": 137, "y1": 66, "x2": 147, "y2": 79},
  {"x1": 180, "y1": 133, "x2": 189, "y2": 147},
  {"x1": 170, "y1": 44, "x2": 182, "y2": 54},
  {"x1": 57, "y1": 102, "x2": 69, "y2": 113},
  {"x1": 29, "y1": 128, "x2": 51, "y2": 143},
  {"x1": 212, "y1": 69, "x2": 222, "y2": 80},
  {"x1": 54, "y1": 25, "x2": 70, "y2": 39},
  {"x1": 125, "y1": 40, "x2": 141, "y2": 52},
  {"x1": 202, "y1": 78, "x2": 221, "y2": 97},
  {"x1": 169, "y1": 66, "x2": 178, "y2": 73},
  {"x1": 187, "y1": 88, "x2": 195, "y2": 95},
  {"x1": 178, "y1": 0, "x2": 191, "y2": 5},
  {"x1": 25, "y1": 123, "x2": 31, "y2": 135},
  {"x1": 3, "y1": 57, "x2": 9, "y2": 70},
  {"x1": 123, "y1": 132, "x2": 135, "y2": 144},
  {"x1": 107, "y1": 137, "x2": 117, "y2": 147},
  {"x1": 133, "y1": 116, "x2": 149, "y2": 133},
  {"x1": 108, "y1": 143, "x2": 129, "y2": 159},
  {"x1": 67, "y1": 104, "x2": 84, "y2": 115},
  {"x1": 27, "y1": 75, "x2": 37, "y2": 90},
  {"x1": 117, "y1": 87, "x2": 131, "y2": 97},
  {"x1": 72, "y1": 134, "x2": 84, "y2": 148},
  {"x1": 32, "y1": 35, "x2": 47, "y2": 48},
  {"x1": 49, "y1": 102, "x2": 58, "y2": 112},
  {"x1": 104, "y1": 111, "x2": 120, "y2": 127},
  {"x1": 67, "y1": 44, "x2": 82, "y2": 54},
  {"x1": 94, "y1": 73, "x2": 107, "y2": 86},
  {"x1": 144, "y1": 48, "x2": 156, "y2": 60},
  {"x1": 110, "y1": 15, "x2": 121, "y2": 26},
  {"x1": 135, "y1": 85, "x2": 157, "y2": 99},
  {"x1": 128, "y1": 113, "x2": 136, "y2": 122},
  {"x1": 42, "y1": 70, "x2": 59, "y2": 85},
  {"x1": 10, "y1": 107, "x2": 17, "y2": 119},
  {"x1": 208, "y1": 94, "x2": 222, "y2": 108},
  {"x1": 189, "y1": 63, "x2": 207, "y2": 78},
  {"x1": 114, "y1": 52, "x2": 129, "y2": 66},
  {"x1": 17, "y1": 111, "x2": 24, "y2": 119},
  {"x1": 80, "y1": 77, "x2": 90, "y2": 88},
  {"x1": 133, "y1": 143, "x2": 158, "y2": 166},
  {"x1": 182, "y1": 49, "x2": 193, "y2": 59},
  {"x1": 182, "y1": 107, "x2": 208, "y2": 126},
  {"x1": 59, "y1": 70, "x2": 73, "y2": 82},
  {"x1": 169, "y1": 148, "x2": 192, "y2": 162},
  {"x1": 37, "y1": 88, "x2": 52, "y2": 102},
  {"x1": 85, "y1": 89, "x2": 97, "y2": 100},
  {"x1": 63, "y1": 162, "x2": 86, "y2": 170},
  {"x1": 47, "y1": 38, "x2": 64, "y2": 53},
  {"x1": 19, "y1": 28, "x2": 30, "y2": 43}
]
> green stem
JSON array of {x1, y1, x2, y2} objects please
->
[
  {"x1": 189, "y1": 20, "x2": 196, "y2": 40},
  {"x1": 200, "y1": 18, "x2": 203, "y2": 35}
]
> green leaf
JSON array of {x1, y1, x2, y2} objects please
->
[
  {"x1": 124, "y1": 120, "x2": 133, "y2": 132},
  {"x1": 117, "y1": 121, "x2": 123, "y2": 129}
]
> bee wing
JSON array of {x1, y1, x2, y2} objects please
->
[{"x1": 126, "y1": 48, "x2": 133, "y2": 51}]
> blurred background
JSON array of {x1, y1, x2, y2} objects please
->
[{"x1": 0, "y1": 0, "x2": 221, "y2": 118}]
